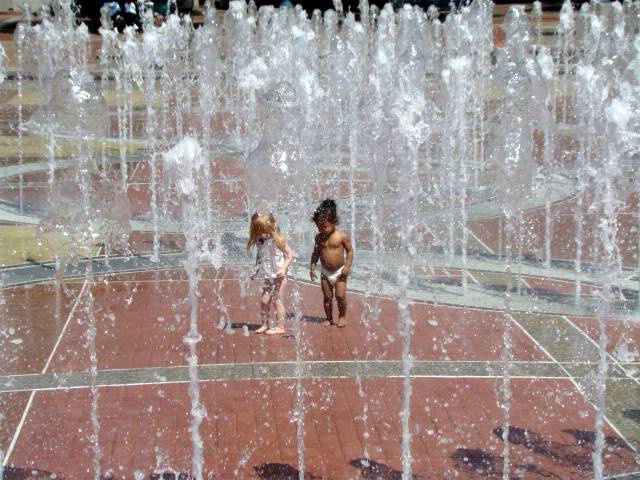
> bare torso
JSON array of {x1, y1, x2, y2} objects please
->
[{"x1": 315, "y1": 230, "x2": 347, "y2": 271}]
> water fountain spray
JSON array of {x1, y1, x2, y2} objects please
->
[
  {"x1": 394, "y1": 6, "x2": 430, "y2": 477},
  {"x1": 162, "y1": 137, "x2": 212, "y2": 479},
  {"x1": 492, "y1": 6, "x2": 543, "y2": 476},
  {"x1": 3, "y1": 1, "x2": 639, "y2": 477}
]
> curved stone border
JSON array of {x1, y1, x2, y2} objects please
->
[{"x1": 0, "y1": 360, "x2": 602, "y2": 394}]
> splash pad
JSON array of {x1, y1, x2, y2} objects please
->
[{"x1": 0, "y1": 0, "x2": 639, "y2": 478}]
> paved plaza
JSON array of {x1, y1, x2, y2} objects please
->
[{"x1": 0, "y1": 4, "x2": 639, "y2": 479}]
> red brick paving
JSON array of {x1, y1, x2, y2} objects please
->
[
  {"x1": 0, "y1": 170, "x2": 51, "y2": 184},
  {"x1": 467, "y1": 193, "x2": 639, "y2": 268},
  {"x1": 4, "y1": 378, "x2": 638, "y2": 478},
  {"x1": 16, "y1": 273, "x2": 550, "y2": 376},
  {"x1": 0, "y1": 284, "x2": 81, "y2": 375},
  {"x1": 8, "y1": 271, "x2": 638, "y2": 476},
  {"x1": 1, "y1": 150, "x2": 637, "y2": 267},
  {"x1": 409, "y1": 304, "x2": 549, "y2": 362},
  {"x1": 0, "y1": 184, "x2": 49, "y2": 211},
  {"x1": 4, "y1": 270, "x2": 637, "y2": 477},
  {"x1": 125, "y1": 231, "x2": 186, "y2": 254},
  {"x1": 523, "y1": 276, "x2": 601, "y2": 296},
  {"x1": 0, "y1": 391, "x2": 31, "y2": 455}
]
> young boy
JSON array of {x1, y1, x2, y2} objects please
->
[{"x1": 310, "y1": 199, "x2": 354, "y2": 328}]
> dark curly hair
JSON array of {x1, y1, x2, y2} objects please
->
[{"x1": 312, "y1": 198, "x2": 339, "y2": 224}]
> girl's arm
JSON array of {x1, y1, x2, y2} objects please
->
[
  {"x1": 277, "y1": 241, "x2": 294, "y2": 277},
  {"x1": 251, "y1": 247, "x2": 260, "y2": 279}
]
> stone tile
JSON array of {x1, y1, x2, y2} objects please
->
[
  {"x1": 513, "y1": 312, "x2": 601, "y2": 365},
  {"x1": 605, "y1": 379, "x2": 640, "y2": 452}
]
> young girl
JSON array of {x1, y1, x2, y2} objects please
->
[{"x1": 247, "y1": 212, "x2": 294, "y2": 335}]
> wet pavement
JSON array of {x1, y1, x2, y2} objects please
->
[{"x1": 0, "y1": 6, "x2": 639, "y2": 480}]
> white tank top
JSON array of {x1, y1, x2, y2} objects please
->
[{"x1": 255, "y1": 238, "x2": 285, "y2": 278}]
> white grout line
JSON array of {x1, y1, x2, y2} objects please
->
[
  {"x1": 2, "y1": 395, "x2": 36, "y2": 466},
  {"x1": 466, "y1": 270, "x2": 480, "y2": 285},
  {"x1": 511, "y1": 313, "x2": 638, "y2": 454},
  {"x1": 467, "y1": 227, "x2": 496, "y2": 255},
  {"x1": 561, "y1": 315, "x2": 640, "y2": 389},
  {"x1": 518, "y1": 275, "x2": 532, "y2": 289},
  {"x1": 41, "y1": 281, "x2": 89, "y2": 374},
  {"x1": 604, "y1": 470, "x2": 640, "y2": 480},
  {"x1": 2, "y1": 279, "x2": 88, "y2": 467},
  {"x1": 127, "y1": 161, "x2": 141, "y2": 183}
]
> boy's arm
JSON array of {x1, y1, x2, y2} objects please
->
[
  {"x1": 310, "y1": 235, "x2": 321, "y2": 281},
  {"x1": 341, "y1": 232, "x2": 354, "y2": 277}
]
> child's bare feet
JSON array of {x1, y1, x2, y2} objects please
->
[
  {"x1": 337, "y1": 317, "x2": 347, "y2": 328},
  {"x1": 323, "y1": 319, "x2": 334, "y2": 327},
  {"x1": 265, "y1": 325, "x2": 285, "y2": 335},
  {"x1": 255, "y1": 324, "x2": 268, "y2": 334}
]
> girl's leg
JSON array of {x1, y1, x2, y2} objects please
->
[
  {"x1": 256, "y1": 286, "x2": 272, "y2": 334},
  {"x1": 321, "y1": 276, "x2": 334, "y2": 326},
  {"x1": 266, "y1": 277, "x2": 287, "y2": 335},
  {"x1": 335, "y1": 278, "x2": 347, "y2": 327}
]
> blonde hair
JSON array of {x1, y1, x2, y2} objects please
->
[{"x1": 247, "y1": 213, "x2": 287, "y2": 251}]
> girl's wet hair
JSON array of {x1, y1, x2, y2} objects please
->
[
  {"x1": 247, "y1": 212, "x2": 287, "y2": 251},
  {"x1": 312, "y1": 199, "x2": 339, "y2": 224}
]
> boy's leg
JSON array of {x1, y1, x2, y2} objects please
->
[
  {"x1": 266, "y1": 278, "x2": 286, "y2": 335},
  {"x1": 335, "y1": 278, "x2": 347, "y2": 328},
  {"x1": 321, "y1": 276, "x2": 334, "y2": 326}
]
